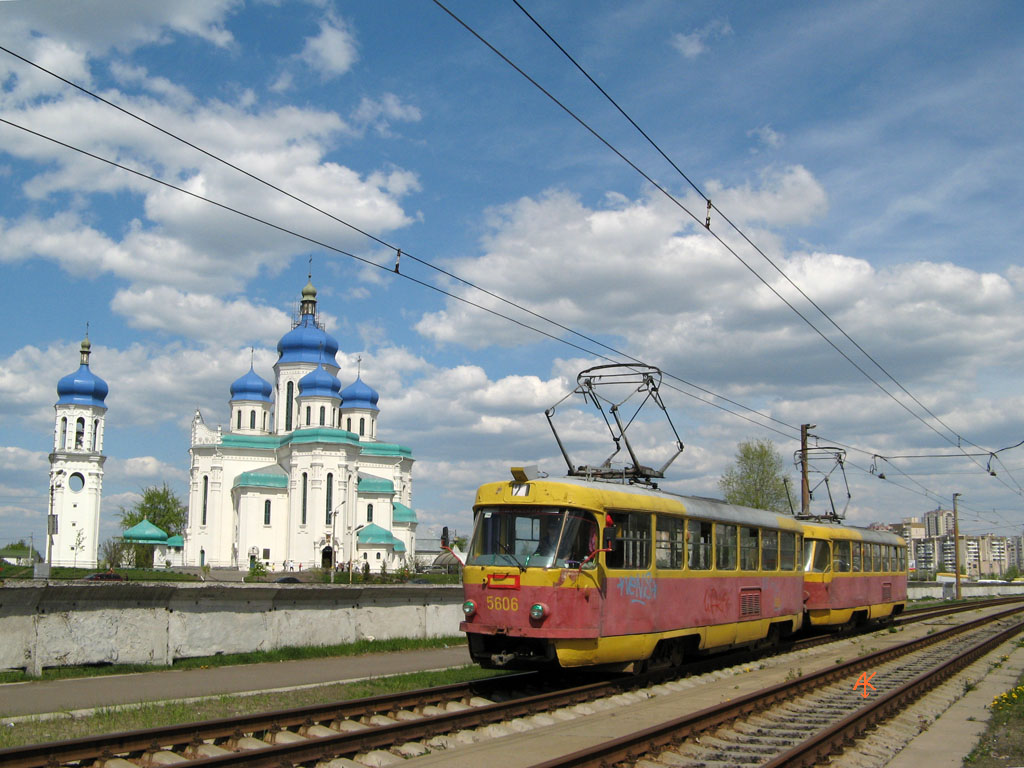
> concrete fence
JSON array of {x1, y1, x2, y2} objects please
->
[
  {"x1": 0, "y1": 582, "x2": 464, "y2": 676},
  {"x1": 3, "y1": 581, "x2": 1021, "y2": 676}
]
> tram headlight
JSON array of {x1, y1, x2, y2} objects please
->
[
  {"x1": 529, "y1": 602, "x2": 549, "y2": 621},
  {"x1": 462, "y1": 599, "x2": 477, "y2": 617}
]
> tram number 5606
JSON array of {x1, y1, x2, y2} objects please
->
[{"x1": 486, "y1": 596, "x2": 519, "y2": 611}]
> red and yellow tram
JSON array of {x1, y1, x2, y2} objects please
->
[
  {"x1": 460, "y1": 470, "x2": 907, "y2": 670},
  {"x1": 801, "y1": 521, "x2": 907, "y2": 628}
]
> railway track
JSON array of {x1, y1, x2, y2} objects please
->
[
  {"x1": 2, "y1": 598, "x2": 1020, "y2": 768},
  {"x1": 533, "y1": 605, "x2": 1024, "y2": 768}
]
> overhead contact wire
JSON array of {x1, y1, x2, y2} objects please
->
[{"x1": 502, "y1": 2, "x2": 1008, "y2": 476}]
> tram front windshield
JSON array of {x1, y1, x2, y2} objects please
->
[
  {"x1": 803, "y1": 538, "x2": 831, "y2": 573},
  {"x1": 468, "y1": 507, "x2": 599, "y2": 569}
]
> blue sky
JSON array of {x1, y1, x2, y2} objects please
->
[{"x1": 1, "y1": 0, "x2": 1022, "y2": 552}]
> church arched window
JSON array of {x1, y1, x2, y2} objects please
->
[
  {"x1": 319, "y1": 406, "x2": 325, "y2": 426},
  {"x1": 250, "y1": 410, "x2": 256, "y2": 429},
  {"x1": 60, "y1": 417, "x2": 67, "y2": 449},
  {"x1": 264, "y1": 499, "x2": 271, "y2": 526},
  {"x1": 75, "y1": 417, "x2": 85, "y2": 449},
  {"x1": 306, "y1": 406, "x2": 311, "y2": 426},
  {"x1": 92, "y1": 419, "x2": 99, "y2": 450},
  {"x1": 201, "y1": 476, "x2": 209, "y2": 526},
  {"x1": 285, "y1": 381, "x2": 294, "y2": 430},
  {"x1": 301, "y1": 472, "x2": 308, "y2": 525},
  {"x1": 346, "y1": 417, "x2": 352, "y2": 432},
  {"x1": 359, "y1": 417, "x2": 365, "y2": 436},
  {"x1": 237, "y1": 409, "x2": 242, "y2": 429},
  {"x1": 367, "y1": 503, "x2": 373, "y2": 523},
  {"x1": 326, "y1": 473, "x2": 333, "y2": 524},
  {"x1": 263, "y1": 412, "x2": 267, "y2": 431}
]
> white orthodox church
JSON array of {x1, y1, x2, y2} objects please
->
[
  {"x1": 183, "y1": 279, "x2": 417, "y2": 572},
  {"x1": 48, "y1": 337, "x2": 108, "y2": 569}
]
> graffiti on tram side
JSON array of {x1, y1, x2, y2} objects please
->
[
  {"x1": 617, "y1": 572, "x2": 658, "y2": 605},
  {"x1": 703, "y1": 587, "x2": 730, "y2": 616}
]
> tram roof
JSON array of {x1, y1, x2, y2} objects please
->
[{"x1": 474, "y1": 474, "x2": 804, "y2": 531}]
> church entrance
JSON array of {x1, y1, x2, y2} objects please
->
[{"x1": 321, "y1": 546, "x2": 333, "y2": 570}]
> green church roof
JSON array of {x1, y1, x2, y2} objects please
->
[
  {"x1": 234, "y1": 464, "x2": 289, "y2": 489},
  {"x1": 358, "y1": 474, "x2": 394, "y2": 494},
  {"x1": 357, "y1": 523, "x2": 395, "y2": 544},
  {"x1": 392, "y1": 502, "x2": 417, "y2": 523}
]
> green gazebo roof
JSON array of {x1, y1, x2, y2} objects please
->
[{"x1": 122, "y1": 519, "x2": 169, "y2": 543}]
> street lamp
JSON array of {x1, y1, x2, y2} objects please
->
[
  {"x1": 43, "y1": 470, "x2": 65, "y2": 577},
  {"x1": 953, "y1": 493, "x2": 962, "y2": 600},
  {"x1": 330, "y1": 500, "x2": 344, "y2": 583},
  {"x1": 349, "y1": 524, "x2": 365, "y2": 584}
]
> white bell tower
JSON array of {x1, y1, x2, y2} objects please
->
[{"x1": 48, "y1": 337, "x2": 108, "y2": 570}]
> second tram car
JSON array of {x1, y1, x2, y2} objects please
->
[
  {"x1": 460, "y1": 470, "x2": 907, "y2": 670},
  {"x1": 801, "y1": 521, "x2": 907, "y2": 628}
]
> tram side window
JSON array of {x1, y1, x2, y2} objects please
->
[
  {"x1": 804, "y1": 539, "x2": 831, "y2": 573},
  {"x1": 899, "y1": 546, "x2": 907, "y2": 572},
  {"x1": 606, "y1": 512, "x2": 651, "y2": 570},
  {"x1": 688, "y1": 520, "x2": 712, "y2": 570},
  {"x1": 740, "y1": 526, "x2": 759, "y2": 571},
  {"x1": 872, "y1": 544, "x2": 882, "y2": 572},
  {"x1": 779, "y1": 531, "x2": 797, "y2": 570},
  {"x1": 655, "y1": 516, "x2": 685, "y2": 570},
  {"x1": 850, "y1": 542, "x2": 861, "y2": 572},
  {"x1": 715, "y1": 524, "x2": 737, "y2": 570},
  {"x1": 833, "y1": 540, "x2": 851, "y2": 572},
  {"x1": 761, "y1": 529, "x2": 779, "y2": 571}
]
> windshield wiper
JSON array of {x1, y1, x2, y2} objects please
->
[{"x1": 498, "y1": 540, "x2": 525, "y2": 572}]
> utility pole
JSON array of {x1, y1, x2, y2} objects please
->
[
  {"x1": 800, "y1": 424, "x2": 815, "y2": 516},
  {"x1": 953, "y1": 493, "x2": 962, "y2": 600}
]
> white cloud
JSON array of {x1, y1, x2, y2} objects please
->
[
  {"x1": 352, "y1": 93, "x2": 422, "y2": 136},
  {"x1": 748, "y1": 124, "x2": 783, "y2": 150},
  {"x1": 111, "y1": 287, "x2": 292, "y2": 345},
  {"x1": 671, "y1": 19, "x2": 733, "y2": 60},
  {"x1": 108, "y1": 456, "x2": 185, "y2": 482},
  {"x1": 299, "y1": 14, "x2": 358, "y2": 78}
]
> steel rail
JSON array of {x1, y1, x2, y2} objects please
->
[
  {"x1": 112, "y1": 676, "x2": 649, "y2": 768},
  {"x1": 527, "y1": 605, "x2": 1024, "y2": 768},
  {"x1": 0, "y1": 674, "x2": 537, "y2": 768},
  {"x1": 3, "y1": 597, "x2": 1018, "y2": 768},
  {"x1": 764, "y1": 619, "x2": 1024, "y2": 767}
]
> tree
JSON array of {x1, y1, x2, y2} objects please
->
[
  {"x1": 99, "y1": 537, "x2": 129, "y2": 569},
  {"x1": 718, "y1": 438, "x2": 794, "y2": 514},
  {"x1": 71, "y1": 528, "x2": 86, "y2": 568},
  {"x1": 117, "y1": 483, "x2": 187, "y2": 569}
]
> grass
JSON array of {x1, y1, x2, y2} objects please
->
[
  {"x1": 964, "y1": 642, "x2": 1024, "y2": 766},
  {"x1": 965, "y1": 682, "x2": 1024, "y2": 765},
  {"x1": 0, "y1": 635, "x2": 466, "y2": 684},
  {"x1": 0, "y1": 663, "x2": 498, "y2": 749},
  {"x1": 0, "y1": 565, "x2": 200, "y2": 582}
]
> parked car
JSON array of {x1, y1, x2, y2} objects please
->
[
  {"x1": 274, "y1": 576, "x2": 301, "y2": 583},
  {"x1": 83, "y1": 571, "x2": 124, "y2": 581}
]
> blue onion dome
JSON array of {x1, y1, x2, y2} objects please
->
[
  {"x1": 57, "y1": 338, "x2": 108, "y2": 408},
  {"x1": 276, "y1": 280, "x2": 340, "y2": 365},
  {"x1": 341, "y1": 375, "x2": 380, "y2": 412},
  {"x1": 230, "y1": 365, "x2": 272, "y2": 403},
  {"x1": 298, "y1": 363, "x2": 342, "y2": 400}
]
